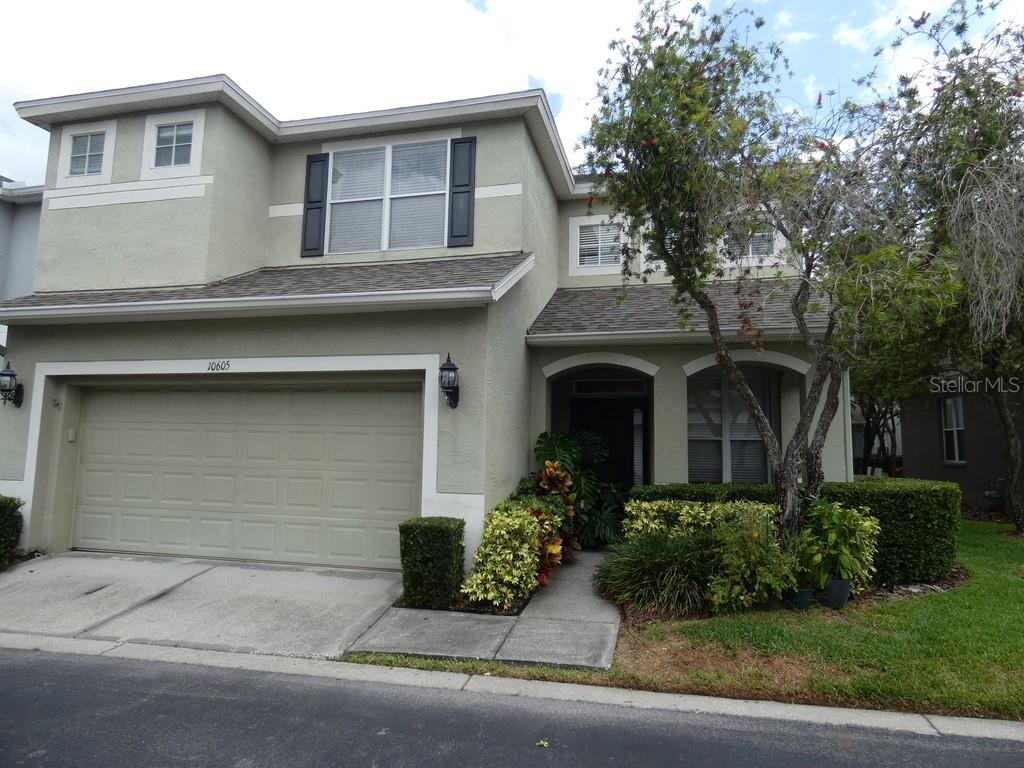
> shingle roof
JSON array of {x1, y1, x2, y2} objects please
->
[
  {"x1": 527, "y1": 280, "x2": 826, "y2": 338},
  {"x1": 0, "y1": 252, "x2": 532, "y2": 310}
]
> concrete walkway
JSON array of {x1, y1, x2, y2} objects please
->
[{"x1": 350, "y1": 551, "x2": 620, "y2": 669}]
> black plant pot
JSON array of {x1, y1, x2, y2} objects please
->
[
  {"x1": 819, "y1": 578, "x2": 852, "y2": 610},
  {"x1": 754, "y1": 594, "x2": 780, "y2": 612},
  {"x1": 783, "y1": 588, "x2": 816, "y2": 611}
]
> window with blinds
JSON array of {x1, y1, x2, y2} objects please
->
[
  {"x1": 578, "y1": 222, "x2": 622, "y2": 267},
  {"x1": 328, "y1": 140, "x2": 448, "y2": 253},
  {"x1": 687, "y1": 370, "x2": 771, "y2": 483},
  {"x1": 724, "y1": 226, "x2": 775, "y2": 262},
  {"x1": 69, "y1": 132, "x2": 105, "y2": 176},
  {"x1": 941, "y1": 396, "x2": 966, "y2": 463}
]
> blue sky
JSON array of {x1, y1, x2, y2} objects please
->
[{"x1": 1, "y1": 0, "x2": 1020, "y2": 184}]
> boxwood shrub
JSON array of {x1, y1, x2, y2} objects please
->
[
  {"x1": 0, "y1": 496, "x2": 23, "y2": 558},
  {"x1": 398, "y1": 516, "x2": 465, "y2": 609},
  {"x1": 822, "y1": 478, "x2": 960, "y2": 585},
  {"x1": 628, "y1": 477, "x2": 961, "y2": 585}
]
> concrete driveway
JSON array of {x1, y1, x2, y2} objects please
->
[{"x1": 0, "y1": 553, "x2": 401, "y2": 658}]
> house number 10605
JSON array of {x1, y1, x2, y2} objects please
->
[{"x1": 206, "y1": 360, "x2": 231, "y2": 372}]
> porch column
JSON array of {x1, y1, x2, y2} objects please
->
[{"x1": 652, "y1": 364, "x2": 687, "y2": 483}]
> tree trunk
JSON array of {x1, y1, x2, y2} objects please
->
[
  {"x1": 688, "y1": 287, "x2": 839, "y2": 536},
  {"x1": 990, "y1": 385, "x2": 1024, "y2": 534},
  {"x1": 806, "y1": 362, "x2": 845, "y2": 499}
]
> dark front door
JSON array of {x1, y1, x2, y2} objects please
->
[{"x1": 570, "y1": 397, "x2": 649, "y2": 489}]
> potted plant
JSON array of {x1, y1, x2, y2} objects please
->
[
  {"x1": 782, "y1": 532, "x2": 818, "y2": 611},
  {"x1": 801, "y1": 499, "x2": 881, "y2": 610}
]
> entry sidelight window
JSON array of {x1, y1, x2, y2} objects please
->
[{"x1": 687, "y1": 370, "x2": 772, "y2": 483}]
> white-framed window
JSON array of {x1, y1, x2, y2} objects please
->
[
  {"x1": 941, "y1": 395, "x2": 966, "y2": 463},
  {"x1": 55, "y1": 119, "x2": 117, "y2": 188},
  {"x1": 724, "y1": 224, "x2": 776, "y2": 264},
  {"x1": 688, "y1": 370, "x2": 775, "y2": 483},
  {"x1": 155, "y1": 122, "x2": 193, "y2": 167},
  {"x1": 140, "y1": 108, "x2": 206, "y2": 180},
  {"x1": 569, "y1": 214, "x2": 624, "y2": 275},
  {"x1": 69, "y1": 132, "x2": 105, "y2": 176},
  {"x1": 326, "y1": 136, "x2": 450, "y2": 254}
]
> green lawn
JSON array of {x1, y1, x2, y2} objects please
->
[{"x1": 343, "y1": 521, "x2": 1024, "y2": 719}]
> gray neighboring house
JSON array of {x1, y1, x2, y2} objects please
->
[
  {"x1": 0, "y1": 75, "x2": 853, "y2": 569},
  {"x1": 0, "y1": 178, "x2": 42, "y2": 351},
  {"x1": 902, "y1": 390, "x2": 1024, "y2": 512}
]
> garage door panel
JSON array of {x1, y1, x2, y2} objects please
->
[{"x1": 74, "y1": 386, "x2": 422, "y2": 568}]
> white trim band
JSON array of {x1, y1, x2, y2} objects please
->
[
  {"x1": 475, "y1": 183, "x2": 522, "y2": 199},
  {"x1": 542, "y1": 352, "x2": 660, "y2": 379},
  {"x1": 48, "y1": 184, "x2": 208, "y2": 210},
  {"x1": 682, "y1": 349, "x2": 811, "y2": 376},
  {"x1": 268, "y1": 203, "x2": 303, "y2": 218}
]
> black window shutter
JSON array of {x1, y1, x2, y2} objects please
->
[
  {"x1": 300, "y1": 153, "x2": 329, "y2": 257},
  {"x1": 447, "y1": 137, "x2": 476, "y2": 247}
]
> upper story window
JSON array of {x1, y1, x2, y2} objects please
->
[
  {"x1": 154, "y1": 122, "x2": 193, "y2": 167},
  {"x1": 941, "y1": 395, "x2": 966, "y2": 463},
  {"x1": 328, "y1": 139, "x2": 448, "y2": 253},
  {"x1": 69, "y1": 132, "x2": 105, "y2": 176},
  {"x1": 140, "y1": 108, "x2": 205, "y2": 181},
  {"x1": 724, "y1": 225, "x2": 775, "y2": 264},
  {"x1": 55, "y1": 119, "x2": 117, "y2": 189},
  {"x1": 569, "y1": 214, "x2": 624, "y2": 276}
]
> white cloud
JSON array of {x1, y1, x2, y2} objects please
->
[
  {"x1": 785, "y1": 31, "x2": 817, "y2": 44},
  {"x1": 775, "y1": 10, "x2": 795, "y2": 29},
  {"x1": 0, "y1": 0, "x2": 643, "y2": 183},
  {"x1": 833, "y1": 21, "x2": 871, "y2": 51},
  {"x1": 803, "y1": 74, "x2": 820, "y2": 105}
]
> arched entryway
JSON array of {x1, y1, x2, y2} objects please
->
[{"x1": 548, "y1": 365, "x2": 654, "y2": 489}]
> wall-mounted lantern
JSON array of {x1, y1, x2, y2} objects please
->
[
  {"x1": 439, "y1": 353, "x2": 459, "y2": 409},
  {"x1": 0, "y1": 363, "x2": 24, "y2": 408}
]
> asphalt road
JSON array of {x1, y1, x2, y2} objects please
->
[{"x1": 0, "y1": 649, "x2": 1020, "y2": 767}]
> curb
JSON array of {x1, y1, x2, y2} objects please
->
[{"x1": 1, "y1": 632, "x2": 1022, "y2": 743}]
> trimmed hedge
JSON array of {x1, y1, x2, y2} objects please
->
[
  {"x1": 628, "y1": 478, "x2": 961, "y2": 585},
  {"x1": 630, "y1": 483, "x2": 777, "y2": 504},
  {"x1": 0, "y1": 496, "x2": 23, "y2": 557},
  {"x1": 822, "y1": 478, "x2": 959, "y2": 585},
  {"x1": 398, "y1": 516, "x2": 465, "y2": 609}
]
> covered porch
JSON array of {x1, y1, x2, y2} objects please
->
[{"x1": 525, "y1": 284, "x2": 854, "y2": 487}]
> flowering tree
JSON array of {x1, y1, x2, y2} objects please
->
[
  {"x1": 873, "y1": 1, "x2": 1024, "y2": 532},
  {"x1": 582, "y1": 1, "x2": 951, "y2": 533}
]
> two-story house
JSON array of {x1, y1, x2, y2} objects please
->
[{"x1": 0, "y1": 75, "x2": 853, "y2": 569}]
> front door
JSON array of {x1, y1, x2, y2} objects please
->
[{"x1": 570, "y1": 396, "x2": 649, "y2": 489}]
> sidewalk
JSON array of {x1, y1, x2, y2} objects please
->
[{"x1": 349, "y1": 550, "x2": 620, "y2": 669}]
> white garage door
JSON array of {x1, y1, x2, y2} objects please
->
[{"x1": 73, "y1": 386, "x2": 423, "y2": 569}]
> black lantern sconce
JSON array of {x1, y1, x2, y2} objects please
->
[
  {"x1": 0, "y1": 363, "x2": 24, "y2": 408},
  {"x1": 439, "y1": 353, "x2": 459, "y2": 409}
]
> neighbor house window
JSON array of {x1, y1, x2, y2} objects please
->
[
  {"x1": 69, "y1": 132, "x2": 105, "y2": 176},
  {"x1": 154, "y1": 122, "x2": 193, "y2": 167},
  {"x1": 941, "y1": 396, "x2": 966, "y2": 463},
  {"x1": 328, "y1": 139, "x2": 448, "y2": 253},
  {"x1": 688, "y1": 370, "x2": 773, "y2": 483}
]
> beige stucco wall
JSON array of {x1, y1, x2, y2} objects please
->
[
  {"x1": 479, "y1": 132, "x2": 561, "y2": 511},
  {"x1": 204, "y1": 106, "x2": 273, "y2": 280},
  {"x1": 528, "y1": 342, "x2": 853, "y2": 485}
]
